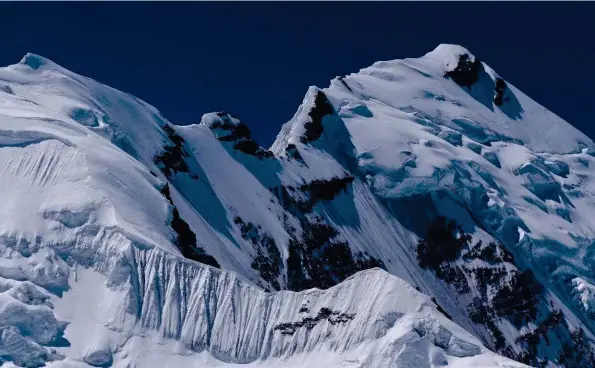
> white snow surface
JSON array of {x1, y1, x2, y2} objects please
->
[
  {"x1": 0, "y1": 45, "x2": 593, "y2": 367},
  {"x1": 274, "y1": 44, "x2": 595, "y2": 324},
  {"x1": 47, "y1": 262, "x2": 526, "y2": 368},
  {"x1": 572, "y1": 277, "x2": 595, "y2": 318}
]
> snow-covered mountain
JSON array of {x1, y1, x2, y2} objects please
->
[{"x1": 0, "y1": 45, "x2": 593, "y2": 367}]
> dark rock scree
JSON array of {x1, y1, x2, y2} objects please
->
[
  {"x1": 274, "y1": 307, "x2": 355, "y2": 335},
  {"x1": 159, "y1": 184, "x2": 220, "y2": 268}
]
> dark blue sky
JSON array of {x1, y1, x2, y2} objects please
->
[{"x1": 1, "y1": 3, "x2": 594, "y2": 146}]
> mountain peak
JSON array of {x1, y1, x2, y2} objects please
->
[
  {"x1": 1, "y1": 44, "x2": 595, "y2": 368},
  {"x1": 423, "y1": 43, "x2": 476, "y2": 66}
]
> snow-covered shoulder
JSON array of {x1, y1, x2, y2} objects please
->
[{"x1": 0, "y1": 53, "x2": 188, "y2": 258}]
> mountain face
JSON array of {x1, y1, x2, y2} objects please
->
[{"x1": 0, "y1": 45, "x2": 594, "y2": 367}]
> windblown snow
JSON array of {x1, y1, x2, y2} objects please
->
[{"x1": 0, "y1": 45, "x2": 593, "y2": 367}]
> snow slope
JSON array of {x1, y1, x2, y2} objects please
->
[{"x1": 0, "y1": 45, "x2": 593, "y2": 367}]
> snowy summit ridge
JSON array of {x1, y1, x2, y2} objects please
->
[{"x1": 0, "y1": 44, "x2": 594, "y2": 367}]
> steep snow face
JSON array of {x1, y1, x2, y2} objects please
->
[
  {"x1": 51, "y1": 253, "x2": 530, "y2": 368},
  {"x1": 272, "y1": 43, "x2": 595, "y2": 285},
  {"x1": 0, "y1": 53, "x2": 180, "y2": 257},
  {"x1": 8, "y1": 254, "x2": 524, "y2": 367},
  {"x1": 0, "y1": 45, "x2": 593, "y2": 368},
  {"x1": 272, "y1": 44, "x2": 595, "y2": 366}
]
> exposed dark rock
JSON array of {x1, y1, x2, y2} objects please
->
[
  {"x1": 416, "y1": 217, "x2": 553, "y2": 359},
  {"x1": 300, "y1": 91, "x2": 334, "y2": 144},
  {"x1": 269, "y1": 176, "x2": 354, "y2": 214},
  {"x1": 268, "y1": 178, "x2": 381, "y2": 293},
  {"x1": 287, "y1": 240, "x2": 308, "y2": 290},
  {"x1": 438, "y1": 264, "x2": 471, "y2": 294},
  {"x1": 492, "y1": 270, "x2": 543, "y2": 325},
  {"x1": 270, "y1": 185, "x2": 311, "y2": 213},
  {"x1": 211, "y1": 112, "x2": 251, "y2": 141},
  {"x1": 159, "y1": 184, "x2": 220, "y2": 268},
  {"x1": 250, "y1": 235, "x2": 282, "y2": 290},
  {"x1": 208, "y1": 113, "x2": 273, "y2": 159},
  {"x1": 273, "y1": 307, "x2": 354, "y2": 335},
  {"x1": 516, "y1": 310, "x2": 564, "y2": 366},
  {"x1": 232, "y1": 139, "x2": 274, "y2": 159},
  {"x1": 444, "y1": 54, "x2": 482, "y2": 88},
  {"x1": 233, "y1": 216, "x2": 255, "y2": 238},
  {"x1": 559, "y1": 328, "x2": 595, "y2": 367},
  {"x1": 416, "y1": 216, "x2": 469, "y2": 271},
  {"x1": 468, "y1": 298, "x2": 506, "y2": 350},
  {"x1": 415, "y1": 218, "x2": 516, "y2": 296},
  {"x1": 492, "y1": 79, "x2": 525, "y2": 120},
  {"x1": 474, "y1": 266, "x2": 507, "y2": 298},
  {"x1": 453, "y1": 237, "x2": 575, "y2": 366},
  {"x1": 153, "y1": 124, "x2": 192, "y2": 179},
  {"x1": 355, "y1": 254, "x2": 386, "y2": 270},
  {"x1": 298, "y1": 176, "x2": 354, "y2": 202},
  {"x1": 285, "y1": 143, "x2": 303, "y2": 160},
  {"x1": 234, "y1": 216, "x2": 282, "y2": 290},
  {"x1": 154, "y1": 146, "x2": 190, "y2": 178},
  {"x1": 498, "y1": 243, "x2": 516, "y2": 263},
  {"x1": 494, "y1": 78, "x2": 508, "y2": 106},
  {"x1": 463, "y1": 241, "x2": 503, "y2": 264},
  {"x1": 159, "y1": 184, "x2": 174, "y2": 206},
  {"x1": 170, "y1": 211, "x2": 220, "y2": 267},
  {"x1": 286, "y1": 219, "x2": 385, "y2": 291}
]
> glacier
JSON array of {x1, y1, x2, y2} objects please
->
[{"x1": 0, "y1": 45, "x2": 594, "y2": 367}]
